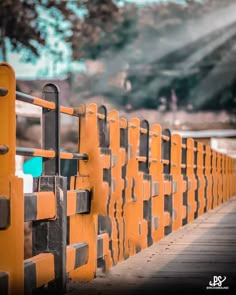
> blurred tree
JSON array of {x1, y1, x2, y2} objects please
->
[
  {"x1": 65, "y1": 0, "x2": 236, "y2": 114},
  {"x1": 1, "y1": 0, "x2": 231, "y2": 63},
  {"x1": 0, "y1": 0, "x2": 119, "y2": 62},
  {"x1": 121, "y1": 0, "x2": 236, "y2": 112},
  {"x1": 74, "y1": 3, "x2": 138, "y2": 60},
  {"x1": 2, "y1": 0, "x2": 236, "y2": 113}
]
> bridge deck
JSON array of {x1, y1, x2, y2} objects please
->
[{"x1": 67, "y1": 197, "x2": 236, "y2": 295}]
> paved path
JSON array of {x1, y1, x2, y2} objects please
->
[{"x1": 67, "y1": 197, "x2": 236, "y2": 295}]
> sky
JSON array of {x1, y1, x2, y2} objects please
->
[{"x1": 6, "y1": 0, "x2": 193, "y2": 79}]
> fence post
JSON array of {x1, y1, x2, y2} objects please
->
[
  {"x1": 186, "y1": 138, "x2": 197, "y2": 222},
  {"x1": 217, "y1": 153, "x2": 223, "y2": 205},
  {"x1": 226, "y1": 155, "x2": 230, "y2": 200},
  {"x1": 32, "y1": 84, "x2": 67, "y2": 294},
  {"x1": 162, "y1": 129, "x2": 172, "y2": 236},
  {"x1": 211, "y1": 150, "x2": 217, "y2": 208},
  {"x1": 139, "y1": 120, "x2": 152, "y2": 247},
  {"x1": 196, "y1": 142, "x2": 205, "y2": 216},
  {"x1": 149, "y1": 124, "x2": 164, "y2": 242},
  {"x1": 107, "y1": 110, "x2": 125, "y2": 263},
  {"x1": 0, "y1": 63, "x2": 24, "y2": 295},
  {"x1": 205, "y1": 145, "x2": 213, "y2": 211},
  {"x1": 69, "y1": 103, "x2": 111, "y2": 281},
  {"x1": 119, "y1": 117, "x2": 129, "y2": 259},
  {"x1": 202, "y1": 145, "x2": 207, "y2": 213},
  {"x1": 181, "y1": 137, "x2": 188, "y2": 225},
  {"x1": 97, "y1": 105, "x2": 113, "y2": 271},
  {"x1": 170, "y1": 133, "x2": 183, "y2": 231},
  {"x1": 123, "y1": 118, "x2": 144, "y2": 256}
]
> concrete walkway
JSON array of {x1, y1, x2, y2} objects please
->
[{"x1": 67, "y1": 197, "x2": 236, "y2": 295}]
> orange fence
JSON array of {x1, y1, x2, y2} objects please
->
[{"x1": 0, "y1": 63, "x2": 235, "y2": 295}]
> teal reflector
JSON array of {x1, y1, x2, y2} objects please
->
[{"x1": 23, "y1": 157, "x2": 42, "y2": 177}]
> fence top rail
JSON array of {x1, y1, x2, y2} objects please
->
[
  {"x1": 16, "y1": 147, "x2": 88, "y2": 161},
  {"x1": 0, "y1": 145, "x2": 88, "y2": 161},
  {"x1": 16, "y1": 91, "x2": 84, "y2": 117}
]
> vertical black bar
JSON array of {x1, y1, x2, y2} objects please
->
[
  {"x1": 194, "y1": 141, "x2": 198, "y2": 219},
  {"x1": 181, "y1": 138, "x2": 187, "y2": 175},
  {"x1": 210, "y1": 152, "x2": 213, "y2": 174},
  {"x1": 217, "y1": 155, "x2": 220, "y2": 203},
  {"x1": 33, "y1": 176, "x2": 67, "y2": 295},
  {"x1": 98, "y1": 105, "x2": 109, "y2": 150},
  {"x1": 162, "y1": 129, "x2": 172, "y2": 235},
  {"x1": 203, "y1": 145, "x2": 206, "y2": 175},
  {"x1": 210, "y1": 151, "x2": 214, "y2": 209},
  {"x1": 162, "y1": 129, "x2": 171, "y2": 174},
  {"x1": 139, "y1": 120, "x2": 149, "y2": 173},
  {"x1": 32, "y1": 83, "x2": 67, "y2": 294},
  {"x1": 139, "y1": 120, "x2": 152, "y2": 246},
  {"x1": 75, "y1": 104, "x2": 85, "y2": 187},
  {"x1": 143, "y1": 174, "x2": 153, "y2": 247},
  {"x1": 0, "y1": 197, "x2": 10, "y2": 229},
  {"x1": 42, "y1": 84, "x2": 60, "y2": 175},
  {"x1": 182, "y1": 138, "x2": 188, "y2": 225},
  {"x1": 194, "y1": 141, "x2": 197, "y2": 175},
  {"x1": 97, "y1": 106, "x2": 111, "y2": 211},
  {"x1": 203, "y1": 145, "x2": 207, "y2": 212},
  {"x1": 0, "y1": 272, "x2": 8, "y2": 295},
  {"x1": 182, "y1": 176, "x2": 188, "y2": 226},
  {"x1": 164, "y1": 174, "x2": 173, "y2": 236},
  {"x1": 120, "y1": 124, "x2": 128, "y2": 259},
  {"x1": 221, "y1": 155, "x2": 224, "y2": 200},
  {"x1": 97, "y1": 105, "x2": 114, "y2": 265}
]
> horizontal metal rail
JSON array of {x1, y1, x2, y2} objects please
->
[
  {"x1": 17, "y1": 147, "x2": 55, "y2": 158},
  {"x1": 16, "y1": 91, "x2": 83, "y2": 117},
  {"x1": 16, "y1": 91, "x2": 55, "y2": 110},
  {"x1": 16, "y1": 147, "x2": 88, "y2": 160}
]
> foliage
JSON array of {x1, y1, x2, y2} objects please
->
[
  {"x1": 0, "y1": 0, "x2": 119, "y2": 61},
  {"x1": 1, "y1": 0, "x2": 236, "y2": 113}
]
